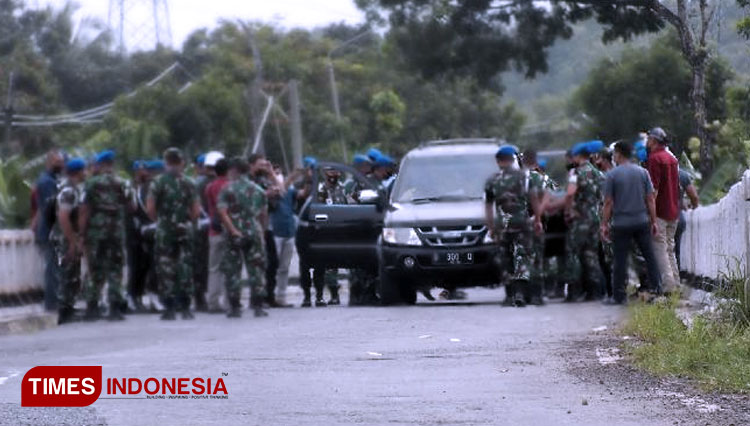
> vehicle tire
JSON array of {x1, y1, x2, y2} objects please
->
[
  {"x1": 378, "y1": 265, "x2": 402, "y2": 306},
  {"x1": 378, "y1": 264, "x2": 417, "y2": 306}
]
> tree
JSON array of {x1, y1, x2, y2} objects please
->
[
  {"x1": 357, "y1": 0, "x2": 723, "y2": 178},
  {"x1": 574, "y1": 33, "x2": 731, "y2": 153}
]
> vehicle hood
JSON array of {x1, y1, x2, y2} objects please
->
[{"x1": 385, "y1": 200, "x2": 486, "y2": 228}]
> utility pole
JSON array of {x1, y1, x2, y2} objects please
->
[
  {"x1": 3, "y1": 71, "x2": 15, "y2": 154},
  {"x1": 288, "y1": 80, "x2": 303, "y2": 169},
  {"x1": 247, "y1": 28, "x2": 266, "y2": 155},
  {"x1": 327, "y1": 30, "x2": 371, "y2": 162}
]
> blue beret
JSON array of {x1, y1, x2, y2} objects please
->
[
  {"x1": 303, "y1": 156, "x2": 317, "y2": 169},
  {"x1": 571, "y1": 143, "x2": 589, "y2": 156},
  {"x1": 367, "y1": 148, "x2": 384, "y2": 162},
  {"x1": 496, "y1": 145, "x2": 518, "y2": 157},
  {"x1": 66, "y1": 158, "x2": 86, "y2": 173},
  {"x1": 146, "y1": 160, "x2": 165, "y2": 171},
  {"x1": 96, "y1": 150, "x2": 115, "y2": 163},
  {"x1": 538, "y1": 159, "x2": 548, "y2": 169},
  {"x1": 586, "y1": 140, "x2": 605, "y2": 154},
  {"x1": 374, "y1": 155, "x2": 395, "y2": 167},
  {"x1": 353, "y1": 154, "x2": 372, "y2": 165},
  {"x1": 196, "y1": 154, "x2": 206, "y2": 165},
  {"x1": 132, "y1": 160, "x2": 145, "y2": 171}
]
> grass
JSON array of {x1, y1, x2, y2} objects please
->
[{"x1": 622, "y1": 298, "x2": 750, "y2": 394}]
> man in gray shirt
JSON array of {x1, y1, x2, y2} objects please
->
[{"x1": 600, "y1": 141, "x2": 662, "y2": 304}]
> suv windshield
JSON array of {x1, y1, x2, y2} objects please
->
[{"x1": 392, "y1": 152, "x2": 498, "y2": 203}]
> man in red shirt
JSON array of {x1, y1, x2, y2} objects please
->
[
  {"x1": 646, "y1": 127, "x2": 681, "y2": 294},
  {"x1": 204, "y1": 156, "x2": 230, "y2": 312}
]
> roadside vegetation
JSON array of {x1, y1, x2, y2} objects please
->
[{"x1": 623, "y1": 267, "x2": 750, "y2": 394}]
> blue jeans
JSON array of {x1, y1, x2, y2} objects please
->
[
  {"x1": 39, "y1": 241, "x2": 60, "y2": 311},
  {"x1": 612, "y1": 223, "x2": 662, "y2": 303}
]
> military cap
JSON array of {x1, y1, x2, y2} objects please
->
[
  {"x1": 66, "y1": 158, "x2": 86, "y2": 173},
  {"x1": 496, "y1": 145, "x2": 518, "y2": 158},
  {"x1": 95, "y1": 150, "x2": 115, "y2": 163},
  {"x1": 367, "y1": 148, "x2": 384, "y2": 162},
  {"x1": 586, "y1": 140, "x2": 605, "y2": 154},
  {"x1": 353, "y1": 154, "x2": 372, "y2": 165},
  {"x1": 303, "y1": 156, "x2": 317, "y2": 169},
  {"x1": 571, "y1": 142, "x2": 589, "y2": 156},
  {"x1": 146, "y1": 160, "x2": 165, "y2": 171}
]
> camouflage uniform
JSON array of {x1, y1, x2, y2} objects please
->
[
  {"x1": 193, "y1": 174, "x2": 213, "y2": 310},
  {"x1": 218, "y1": 176, "x2": 268, "y2": 309},
  {"x1": 81, "y1": 172, "x2": 130, "y2": 309},
  {"x1": 343, "y1": 177, "x2": 380, "y2": 305},
  {"x1": 528, "y1": 170, "x2": 547, "y2": 287},
  {"x1": 149, "y1": 172, "x2": 198, "y2": 311},
  {"x1": 251, "y1": 174, "x2": 280, "y2": 305},
  {"x1": 485, "y1": 167, "x2": 538, "y2": 304},
  {"x1": 565, "y1": 161, "x2": 604, "y2": 298},
  {"x1": 313, "y1": 180, "x2": 350, "y2": 300},
  {"x1": 51, "y1": 179, "x2": 83, "y2": 311}
]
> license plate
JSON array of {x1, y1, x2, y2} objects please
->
[{"x1": 436, "y1": 252, "x2": 474, "y2": 265}]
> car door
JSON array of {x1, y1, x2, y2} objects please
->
[{"x1": 296, "y1": 162, "x2": 385, "y2": 270}]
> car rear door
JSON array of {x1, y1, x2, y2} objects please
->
[{"x1": 296, "y1": 162, "x2": 385, "y2": 270}]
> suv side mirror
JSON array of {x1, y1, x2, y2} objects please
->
[{"x1": 357, "y1": 189, "x2": 380, "y2": 204}]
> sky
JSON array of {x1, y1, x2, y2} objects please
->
[{"x1": 39, "y1": 0, "x2": 365, "y2": 48}]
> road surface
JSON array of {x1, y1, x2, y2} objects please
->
[{"x1": 0, "y1": 288, "x2": 746, "y2": 425}]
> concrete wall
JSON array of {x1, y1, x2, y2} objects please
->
[
  {"x1": 681, "y1": 170, "x2": 750, "y2": 280},
  {"x1": 0, "y1": 230, "x2": 43, "y2": 295}
]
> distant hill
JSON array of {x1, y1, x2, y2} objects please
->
[{"x1": 504, "y1": 3, "x2": 750, "y2": 123}]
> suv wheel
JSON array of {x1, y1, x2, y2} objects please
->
[{"x1": 379, "y1": 265, "x2": 417, "y2": 306}]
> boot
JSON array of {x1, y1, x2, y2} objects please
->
[
  {"x1": 179, "y1": 295, "x2": 194, "y2": 320},
  {"x1": 315, "y1": 289, "x2": 327, "y2": 307},
  {"x1": 57, "y1": 306, "x2": 80, "y2": 325},
  {"x1": 107, "y1": 305, "x2": 126, "y2": 321},
  {"x1": 83, "y1": 301, "x2": 101, "y2": 321},
  {"x1": 501, "y1": 283, "x2": 516, "y2": 307},
  {"x1": 160, "y1": 297, "x2": 176, "y2": 321},
  {"x1": 253, "y1": 307, "x2": 269, "y2": 318},
  {"x1": 328, "y1": 287, "x2": 340, "y2": 306},
  {"x1": 528, "y1": 282, "x2": 545, "y2": 306},
  {"x1": 301, "y1": 287, "x2": 312, "y2": 308},
  {"x1": 227, "y1": 296, "x2": 242, "y2": 318}
]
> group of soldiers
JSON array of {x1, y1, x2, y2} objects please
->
[
  {"x1": 485, "y1": 139, "x2": 631, "y2": 307},
  {"x1": 50, "y1": 145, "x2": 398, "y2": 325}
]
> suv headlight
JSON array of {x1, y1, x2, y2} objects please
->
[{"x1": 382, "y1": 227, "x2": 422, "y2": 246}]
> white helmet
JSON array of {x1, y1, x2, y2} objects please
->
[{"x1": 204, "y1": 151, "x2": 225, "y2": 167}]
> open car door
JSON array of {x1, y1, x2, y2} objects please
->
[{"x1": 295, "y1": 162, "x2": 386, "y2": 272}]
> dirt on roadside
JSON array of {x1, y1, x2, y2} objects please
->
[{"x1": 562, "y1": 333, "x2": 750, "y2": 426}]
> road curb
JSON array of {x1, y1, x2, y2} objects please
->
[{"x1": 0, "y1": 311, "x2": 57, "y2": 336}]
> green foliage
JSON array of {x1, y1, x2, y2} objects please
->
[
  {"x1": 624, "y1": 301, "x2": 750, "y2": 393},
  {"x1": 716, "y1": 258, "x2": 750, "y2": 330},
  {"x1": 573, "y1": 33, "x2": 731, "y2": 150},
  {"x1": 0, "y1": 156, "x2": 31, "y2": 228}
]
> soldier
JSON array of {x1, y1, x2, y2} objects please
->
[
  {"x1": 248, "y1": 154, "x2": 283, "y2": 308},
  {"x1": 303, "y1": 166, "x2": 352, "y2": 306},
  {"x1": 146, "y1": 148, "x2": 201, "y2": 320},
  {"x1": 521, "y1": 150, "x2": 549, "y2": 305},
  {"x1": 78, "y1": 150, "x2": 132, "y2": 321},
  {"x1": 564, "y1": 142, "x2": 605, "y2": 301},
  {"x1": 217, "y1": 157, "x2": 269, "y2": 318},
  {"x1": 485, "y1": 145, "x2": 544, "y2": 307},
  {"x1": 53, "y1": 158, "x2": 87, "y2": 324},
  {"x1": 345, "y1": 154, "x2": 381, "y2": 306},
  {"x1": 126, "y1": 160, "x2": 153, "y2": 312},
  {"x1": 193, "y1": 152, "x2": 215, "y2": 312},
  {"x1": 594, "y1": 145, "x2": 615, "y2": 301}
]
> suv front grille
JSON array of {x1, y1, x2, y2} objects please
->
[{"x1": 417, "y1": 225, "x2": 487, "y2": 247}]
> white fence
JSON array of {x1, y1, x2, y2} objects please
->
[
  {"x1": 681, "y1": 170, "x2": 750, "y2": 280},
  {"x1": 0, "y1": 230, "x2": 43, "y2": 296}
]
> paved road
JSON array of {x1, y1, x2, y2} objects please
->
[{"x1": 0, "y1": 288, "x2": 740, "y2": 425}]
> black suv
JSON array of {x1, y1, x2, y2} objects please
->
[{"x1": 295, "y1": 140, "x2": 565, "y2": 305}]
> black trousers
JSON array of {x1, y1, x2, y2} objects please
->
[
  {"x1": 675, "y1": 211, "x2": 686, "y2": 272},
  {"x1": 612, "y1": 223, "x2": 662, "y2": 303},
  {"x1": 264, "y1": 230, "x2": 279, "y2": 303}
]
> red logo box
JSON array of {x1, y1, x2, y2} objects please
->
[{"x1": 22, "y1": 366, "x2": 102, "y2": 407}]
